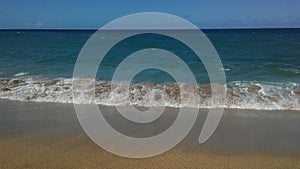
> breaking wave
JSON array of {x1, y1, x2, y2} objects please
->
[
  {"x1": 14, "y1": 72, "x2": 29, "y2": 77},
  {"x1": 0, "y1": 76, "x2": 299, "y2": 110}
]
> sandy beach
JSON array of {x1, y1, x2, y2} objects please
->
[{"x1": 1, "y1": 99, "x2": 300, "y2": 169}]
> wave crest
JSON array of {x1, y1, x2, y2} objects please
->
[{"x1": 0, "y1": 77, "x2": 299, "y2": 110}]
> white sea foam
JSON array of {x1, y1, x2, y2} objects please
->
[
  {"x1": 0, "y1": 77, "x2": 299, "y2": 110},
  {"x1": 14, "y1": 72, "x2": 29, "y2": 77}
]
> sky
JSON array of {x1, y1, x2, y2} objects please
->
[{"x1": 0, "y1": 0, "x2": 299, "y2": 29}]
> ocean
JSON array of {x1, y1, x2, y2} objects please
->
[{"x1": 0, "y1": 29, "x2": 299, "y2": 110}]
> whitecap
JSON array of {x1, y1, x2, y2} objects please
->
[
  {"x1": 14, "y1": 72, "x2": 29, "y2": 77},
  {"x1": 283, "y1": 68, "x2": 300, "y2": 74}
]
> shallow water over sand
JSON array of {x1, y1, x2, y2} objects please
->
[{"x1": 1, "y1": 99, "x2": 300, "y2": 155}]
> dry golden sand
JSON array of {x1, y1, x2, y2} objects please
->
[{"x1": 1, "y1": 135, "x2": 300, "y2": 169}]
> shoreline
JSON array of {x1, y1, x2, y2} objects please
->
[
  {"x1": 2, "y1": 97, "x2": 300, "y2": 110},
  {"x1": 1, "y1": 99, "x2": 300, "y2": 168}
]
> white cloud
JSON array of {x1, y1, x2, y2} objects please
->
[
  {"x1": 25, "y1": 22, "x2": 31, "y2": 27},
  {"x1": 36, "y1": 22, "x2": 44, "y2": 28}
]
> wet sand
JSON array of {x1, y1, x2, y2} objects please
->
[{"x1": 0, "y1": 99, "x2": 300, "y2": 168}]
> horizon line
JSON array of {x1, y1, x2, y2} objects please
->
[{"x1": 0, "y1": 27, "x2": 300, "y2": 31}]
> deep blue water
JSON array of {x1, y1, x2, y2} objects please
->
[{"x1": 0, "y1": 29, "x2": 299, "y2": 84}]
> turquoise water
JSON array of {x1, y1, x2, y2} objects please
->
[
  {"x1": 0, "y1": 29, "x2": 299, "y2": 84},
  {"x1": 0, "y1": 29, "x2": 299, "y2": 110}
]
